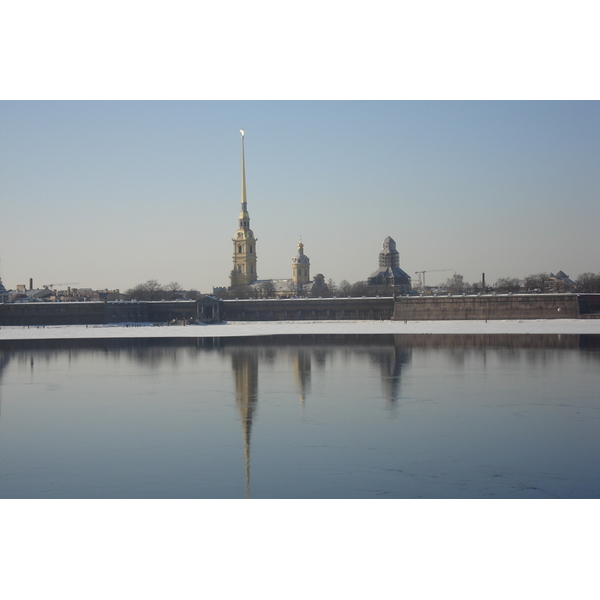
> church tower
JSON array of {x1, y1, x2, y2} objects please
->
[
  {"x1": 367, "y1": 236, "x2": 412, "y2": 293},
  {"x1": 230, "y1": 130, "x2": 258, "y2": 288},
  {"x1": 291, "y1": 239, "x2": 310, "y2": 289}
]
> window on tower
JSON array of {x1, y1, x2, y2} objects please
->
[{"x1": 238, "y1": 245, "x2": 242, "y2": 253}]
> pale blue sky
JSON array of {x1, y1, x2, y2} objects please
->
[{"x1": 1, "y1": 100, "x2": 598, "y2": 292}]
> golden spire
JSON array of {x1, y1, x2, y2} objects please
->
[{"x1": 240, "y1": 129, "x2": 247, "y2": 208}]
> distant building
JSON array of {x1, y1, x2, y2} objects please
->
[
  {"x1": 226, "y1": 132, "x2": 329, "y2": 298},
  {"x1": 0, "y1": 277, "x2": 8, "y2": 303},
  {"x1": 367, "y1": 236, "x2": 412, "y2": 294},
  {"x1": 303, "y1": 273, "x2": 329, "y2": 297},
  {"x1": 291, "y1": 240, "x2": 310, "y2": 289},
  {"x1": 548, "y1": 270, "x2": 575, "y2": 292},
  {"x1": 25, "y1": 288, "x2": 55, "y2": 301},
  {"x1": 245, "y1": 242, "x2": 328, "y2": 298}
]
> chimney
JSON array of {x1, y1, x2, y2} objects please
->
[
  {"x1": 482, "y1": 273, "x2": 485, "y2": 292},
  {"x1": 30, "y1": 278, "x2": 33, "y2": 290}
]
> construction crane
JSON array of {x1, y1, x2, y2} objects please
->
[
  {"x1": 414, "y1": 270, "x2": 453, "y2": 290},
  {"x1": 44, "y1": 282, "x2": 79, "y2": 289}
]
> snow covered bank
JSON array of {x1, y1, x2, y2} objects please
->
[{"x1": 1, "y1": 319, "x2": 600, "y2": 341}]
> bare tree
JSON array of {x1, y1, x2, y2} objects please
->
[
  {"x1": 537, "y1": 273, "x2": 551, "y2": 293},
  {"x1": 124, "y1": 283, "x2": 149, "y2": 301},
  {"x1": 523, "y1": 273, "x2": 550, "y2": 293},
  {"x1": 494, "y1": 277, "x2": 522, "y2": 293},
  {"x1": 259, "y1": 280, "x2": 276, "y2": 298},
  {"x1": 164, "y1": 281, "x2": 183, "y2": 300},
  {"x1": 575, "y1": 272, "x2": 600, "y2": 293},
  {"x1": 444, "y1": 273, "x2": 465, "y2": 294},
  {"x1": 338, "y1": 280, "x2": 352, "y2": 296},
  {"x1": 144, "y1": 279, "x2": 164, "y2": 301},
  {"x1": 327, "y1": 279, "x2": 337, "y2": 296},
  {"x1": 125, "y1": 280, "x2": 165, "y2": 301},
  {"x1": 350, "y1": 281, "x2": 369, "y2": 296}
]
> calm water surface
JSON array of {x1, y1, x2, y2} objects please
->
[{"x1": 1, "y1": 334, "x2": 599, "y2": 498}]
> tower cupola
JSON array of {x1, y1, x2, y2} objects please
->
[{"x1": 292, "y1": 239, "x2": 310, "y2": 288}]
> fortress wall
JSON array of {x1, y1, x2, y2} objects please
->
[
  {"x1": 145, "y1": 301, "x2": 200, "y2": 322},
  {"x1": 0, "y1": 301, "x2": 198, "y2": 326},
  {"x1": 221, "y1": 297, "x2": 396, "y2": 321},
  {"x1": 1, "y1": 295, "x2": 592, "y2": 326},
  {"x1": 392, "y1": 294, "x2": 581, "y2": 321},
  {"x1": 0, "y1": 302, "x2": 109, "y2": 326}
]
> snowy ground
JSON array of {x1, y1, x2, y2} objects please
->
[{"x1": 1, "y1": 319, "x2": 600, "y2": 340}]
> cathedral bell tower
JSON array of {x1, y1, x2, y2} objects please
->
[
  {"x1": 230, "y1": 129, "x2": 258, "y2": 288},
  {"x1": 292, "y1": 239, "x2": 310, "y2": 289}
]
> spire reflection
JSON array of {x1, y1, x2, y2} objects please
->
[
  {"x1": 0, "y1": 351, "x2": 9, "y2": 421},
  {"x1": 293, "y1": 349, "x2": 311, "y2": 404},
  {"x1": 231, "y1": 349, "x2": 259, "y2": 498}
]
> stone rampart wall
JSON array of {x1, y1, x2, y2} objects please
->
[
  {"x1": 0, "y1": 294, "x2": 592, "y2": 326},
  {"x1": 392, "y1": 294, "x2": 581, "y2": 320},
  {"x1": 0, "y1": 300, "x2": 201, "y2": 326},
  {"x1": 221, "y1": 297, "x2": 396, "y2": 321},
  {"x1": 0, "y1": 302, "x2": 109, "y2": 326}
]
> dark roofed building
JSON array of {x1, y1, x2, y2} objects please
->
[
  {"x1": 549, "y1": 270, "x2": 575, "y2": 292},
  {"x1": 367, "y1": 236, "x2": 412, "y2": 294},
  {"x1": 0, "y1": 278, "x2": 8, "y2": 303}
]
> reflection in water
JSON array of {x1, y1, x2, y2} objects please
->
[
  {"x1": 0, "y1": 334, "x2": 599, "y2": 498},
  {"x1": 231, "y1": 349, "x2": 259, "y2": 498},
  {"x1": 293, "y1": 350, "x2": 311, "y2": 404},
  {"x1": 0, "y1": 351, "x2": 10, "y2": 420},
  {"x1": 228, "y1": 341, "x2": 404, "y2": 496},
  {"x1": 370, "y1": 346, "x2": 412, "y2": 403}
]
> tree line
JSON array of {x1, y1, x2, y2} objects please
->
[
  {"x1": 124, "y1": 271, "x2": 600, "y2": 301},
  {"x1": 124, "y1": 280, "x2": 201, "y2": 301},
  {"x1": 444, "y1": 272, "x2": 600, "y2": 294},
  {"x1": 301, "y1": 273, "x2": 600, "y2": 296}
]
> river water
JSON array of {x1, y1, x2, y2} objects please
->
[{"x1": 1, "y1": 334, "x2": 599, "y2": 498}]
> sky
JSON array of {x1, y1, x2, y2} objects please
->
[{"x1": 1, "y1": 100, "x2": 599, "y2": 293}]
